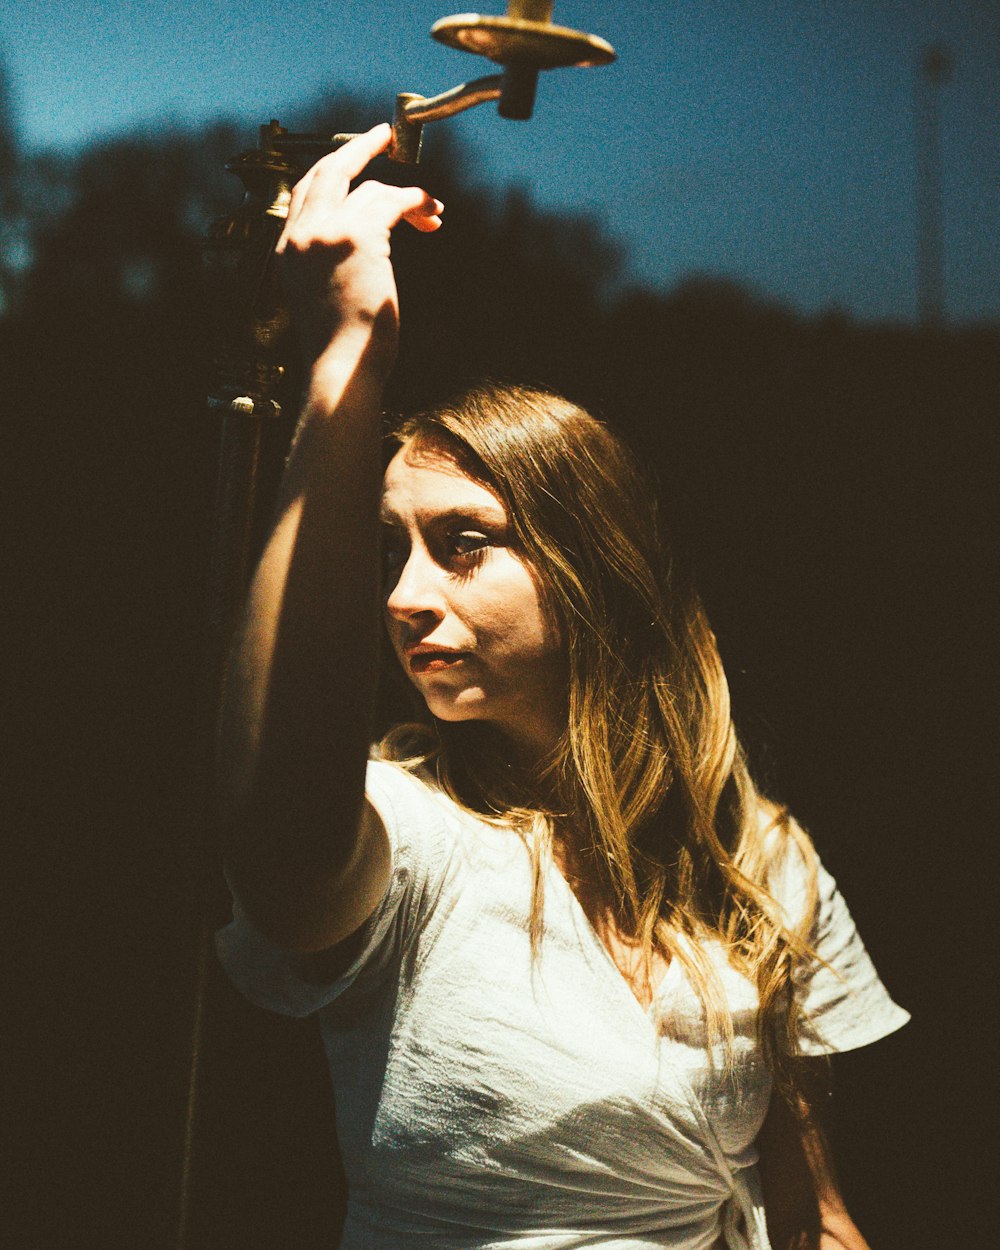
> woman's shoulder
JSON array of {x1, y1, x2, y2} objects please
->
[
  {"x1": 365, "y1": 750, "x2": 501, "y2": 849},
  {"x1": 365, "y1": 752, "x2": 453, "y2": 832},
  {"x1": 745, "y1": 797, "x2": 911, "y2": 1053},
  {"x1": 366, "y1": 747, "x2": 533, "y2": 879},
  {"x1": 746, "y1": 796, "x2": 821, "y2": 934}
]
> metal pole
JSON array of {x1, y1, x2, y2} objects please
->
[
  {"x1": 916, "y1": 43, "x2": 951, "y2": 327},
  {"x1": 175, "y1": 144, "x2": 294, "y2": 1248}
]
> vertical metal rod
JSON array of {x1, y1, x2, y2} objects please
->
[
  {"x1": 499, "y1": 1, "x2": 556, "y2": 118},
  {"x1": 176, "y1": 126, "x2": 292, "y2": 1236},
  {"x1": 175, "y1": 405, "x2": 274, "y2": 1250},
  {"x1": 916, "y1": 43, "x2": 951, "y2": 326},
  {"x1": 507, "y1": 0, "x2": 555, "y2": 21},
  {"x1": 175, "y1": 920, "x2": 213, "y2": 1250}
]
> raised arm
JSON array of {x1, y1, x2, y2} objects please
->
[{"x1": 216, "y1": 125, "x2": 443, "y2": 952}]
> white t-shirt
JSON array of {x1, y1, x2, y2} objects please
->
[{"x1": 217, "y1": 759, "x2": 909, "y2": 1250}]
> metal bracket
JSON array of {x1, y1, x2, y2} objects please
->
[
  {"x1": 203, "y1": 3, "x2": 615, "y2": 421},
  {"x1": 222, "y1": 2, "x2": 614, "y2": 181}
]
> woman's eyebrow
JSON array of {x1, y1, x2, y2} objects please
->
[
  {"x1": 378, "y1": 503, "x2": 508, "y2": 527},
  {"x1": 425, "y1": 505, "x2": 508, "y2": 526}
]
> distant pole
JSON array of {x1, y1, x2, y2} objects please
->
[{"x1": 916, "y1": 43, "x2": 951, "y2": 326}]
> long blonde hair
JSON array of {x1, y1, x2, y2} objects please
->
[{"x1": 381, "y1": 383, "x2": 819, "y2": 1071}]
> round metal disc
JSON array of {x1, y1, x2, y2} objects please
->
[{"x1": 431, "y1": 15, "x2": 616, "y2": 69}]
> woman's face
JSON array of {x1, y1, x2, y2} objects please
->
[{"x1": 380, "y1": 439, "x2": 565, "y2": 756}]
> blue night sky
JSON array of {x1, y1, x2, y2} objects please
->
[{"x1": 2, "y1": 1, "x2": 997, "y2": 323}]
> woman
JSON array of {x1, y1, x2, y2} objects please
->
[{"x1": 216, "y1": 125, "x2": 907, "y2": 1250}]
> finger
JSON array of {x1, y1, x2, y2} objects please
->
[
  {"x1": 286, "y1": 166, "x2": 317, "y2": 222},
  {"x1": 334, "y1": 122, "x2": 394, "y2": 182},
  {"x1": 347, "y1": 182, "x2": 444, "y2": 233},
  {"x1": 298, "y1": 123, "x2": 393, "y2": 206},
  {"x1": 403, "y1": 195, "x2": 445, "y2": 233},
  {"x1": 278, "y1": 165, "x2": 327, "y2": 252},
  {"x1": 278, "y1": 125, "x2": 395, "y2": 250}
]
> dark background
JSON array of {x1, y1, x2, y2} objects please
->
[{"x1": 5, "y1": 90, "x2": 994, "y2": 1250}]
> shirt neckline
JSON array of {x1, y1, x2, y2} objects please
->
[{"x1": 546, "y1": 856, "x2": 682, "y2": 1024}]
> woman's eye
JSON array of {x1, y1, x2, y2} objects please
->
[{"x1": 449, "y1": 530, "x2": 491, "y2": 559}]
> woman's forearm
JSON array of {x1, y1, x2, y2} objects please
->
[
  {"x1": 213, "y1": 127, "x2": 442, "y2": 950},
  {"x1": 758, "y1": 1072, "x2": 872, "y2": 1250},
  {"x1": 216, "y1": 337, "x2": 390, "y2": 943},
  {"x1": 818, "y1": 1210, "x2": 873, "y2": 1250}
]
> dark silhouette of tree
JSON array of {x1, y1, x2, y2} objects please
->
[{"x1": 7, "y1": 89, "x2": 997, "y2": 1250}]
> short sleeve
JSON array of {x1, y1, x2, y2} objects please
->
[
  {"x1": 215, "y1": 759, "x2": 455, "y2": 1018},
  {"x1": 772, "y1": 844, "x2": 910, "y2": 1055}
]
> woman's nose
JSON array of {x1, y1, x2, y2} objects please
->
[{"x1": 384, "y1": 548, "x2": 446, "y2": 623}]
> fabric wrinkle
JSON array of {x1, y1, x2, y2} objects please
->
[{"x1": 217, "y1": 758, "x2": 909, "y2": 1250}]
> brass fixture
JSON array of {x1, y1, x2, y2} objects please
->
[
  {"x1": 223, "y1": 2, "x2": 614, "y2": 188},
  {"x1": 205, "y1": 3, "x2": 615, "y2": 418}
]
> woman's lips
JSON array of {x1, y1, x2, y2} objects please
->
[{"x1": 408, "y1": 650, "x2": 467, "y2": 675}]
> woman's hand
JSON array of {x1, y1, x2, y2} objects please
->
[{"x1": 275, "y1": 122, "x2": 443, "y2": 377}]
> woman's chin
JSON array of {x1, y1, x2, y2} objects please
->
[
  {"x1": 426, "y1": 703, "x2": 482, "y2": 725},
  {"x1": 423, "y1": 690, "x2": 491, "y2": 725}
]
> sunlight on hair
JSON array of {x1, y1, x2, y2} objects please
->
[{"x1": 382, "y1": 382, "x2": 822, "y2": 1087}]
